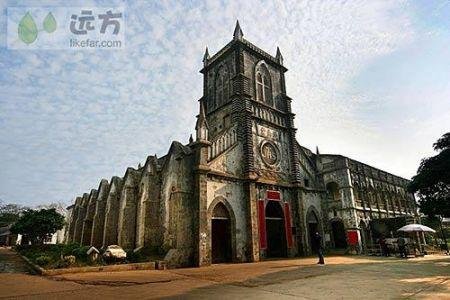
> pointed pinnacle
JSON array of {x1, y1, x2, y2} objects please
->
[
  {"x1": 195, "y1": 99, "x2": 208, "y2": 130},
  {"x1": 233, "y1": 20, "x2": 243, "y2": 40},
  {"x1": 276, "y1": 47, "x2": 283, "y2": 65},
  {"x1": 199, "y1": 99, "x2": 206, "y2": 119},
  {"x1": 203, "y1": 46, "x2": 210, "y2": 63}
]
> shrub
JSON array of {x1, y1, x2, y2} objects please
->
[
  {"x1": 63, "y1": 255, "x2": 76, "y2": 265},
  {"x1": 62, "y1": 243, "x2": 80, "y2": 256},
  {"x1": 35, "y1": 255, "x2": 51, "y2": 267},
  {"x1": 126, "y1": 249, "x2": 146, "y2": 263},
  {"x1": 72, "y1": 246, "x2": 90, "y2": 261},
  {"x1": 53, "y1": 259, "x2": 70, "y2": 269}
]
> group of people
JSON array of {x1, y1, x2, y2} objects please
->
[
  {"x1": 379, "y1": 235, "x2": 408, "y2": 258},
  {"x1": 311, "y1": 231, "x2": 411, "y2": 265}
]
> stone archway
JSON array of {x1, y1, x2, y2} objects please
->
[
  {"x1": 211, "y1": 203, "x2": 232, "y2": 263},
  {"x1": 265, "y1": 201, "x2": 287, "y2": 257},
  {"x1": 331, "y1": 219, "x2": 347, "y2": 249},
  {"x1": 207, "y1": 197, "x2": 236, "y2": 264},
  {"x1": 306, "y1": 207, "x2": 320, "y2": 254}
]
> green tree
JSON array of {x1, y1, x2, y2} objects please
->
[
  {"x1": 0, "y1": 202, "x2": 28, "y2": 227},
  {"x1": 408, "y1": 132, "x2": 450, "y2": 217},
  {"x1": 11, "y1": 208, "x2": 65, "y2": 245}
]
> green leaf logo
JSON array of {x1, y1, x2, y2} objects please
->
[
  {"x1": 18, "y1": 12, "x2": 38, "y2": 44},
  {"x1": 43, "y1": 12, "x2": 57, "y2": 33}
]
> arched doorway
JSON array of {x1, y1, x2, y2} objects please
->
[
  {"x1": 331, "y1": 219, "x2": 347, "y2": 249},
  {"x1": 307, "y1": 210, "x2": 320, "y2": 253},
  {"x1": 211, "y1": 202, "x2": 232, "y2": 263},
  {"x1": 265, "y1": 201, "x2": 286, "y2": 257}
]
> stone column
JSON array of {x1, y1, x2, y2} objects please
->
[
  {"x1": 117, "y1": 168, "x2": 141, "y2": 250},
  {"x1": 73, "y1": 193, "x2": 89, "y2": 244},
  {"x1": 294, "y1": 188, "x2": 307, "y2": 255},
  {"x1": 102, "y1": 177, "x2": 123, "y2": 248},
  {"x1": 135, "y1": 182, "x2": 147, "y2": 250},
  {"x1": 91, "y1": 179, "x2": 109, "y2": 248},
  {"x1": 192, "y1": 139, "x2": 211, "y2": 267},
  {"x1": 245, "y1": 180, "x2": 260, "y2": 262},
  {"x1": 145, "y1": 169, "x2": 162, "y2": 249},
  {"x1": 81, "y1": 189, "x2": 98, "y2": 246},
  {"x1": 67, "y1": 197, "x2": 81, "y2": 243}
]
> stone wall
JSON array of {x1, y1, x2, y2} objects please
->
[
  {"x1": 135, "y1": 156, "x2": 161, "y2": 250},
  {"x1": 160, "y1": 142, "x2": 195, "y2": 267},
  {"x1": 66, "y1": 197, "x2": 81, "y2": 243},
  {"x1": 102, "y1": 176, "x2": 123, "y2": 248},
  {"x1": 117, "y1": 168, "x2": 142, "y2": 250},
  {"x1": 73, "y1": 193, "x2": 89, "y2": 244},
  {"x1": 91, "y1": 179, "x2": 110, "y2": 248},
  {"x1": 302, "y1": 190, "x2": 326, "y2": 254},
  {"x1": 206, "y1": 178, "x2": 246, "y2": 262},
  {"x1": 81, "y1": 189, "x2": 98, "y2": 246}
]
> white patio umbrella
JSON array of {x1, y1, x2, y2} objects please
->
[{"x1": 397, "y1": 224, "x2": 436, "y2": 233}]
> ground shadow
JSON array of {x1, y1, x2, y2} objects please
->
[{"x1": 160, "y1": 256, "x2": 450, "y2": 299}]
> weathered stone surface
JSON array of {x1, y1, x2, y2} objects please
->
[
  {"x1": 81, "y1": 189, "x2": 98, "y2": 246},
  {"x1": 102, "y1": 177, "x2": 123, "y2": 248},
  {"x1": 117, "y1": 168, "x2": 141, "y2": 250},
  {"x1": 91, "y1": 179, "x2": 110, "y2": 248},
  {"x1": 73, "y1": 193, "x2": 89, "y2": 244},
  {"x1": 66, "y1": 197, "x2": 81, "y2": 243},
  {"x1": 160, "y1": 142, "x2": 195, "y2": 267},
  {"x1": 135, "y1": 156, "x2": 161, "y2": 250}
]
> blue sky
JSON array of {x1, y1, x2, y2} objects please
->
[{"x1": 0, "y1": 0, "x2": 449, "y2": 207}]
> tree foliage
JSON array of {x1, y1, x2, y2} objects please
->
[
  {"x1": 0, "y1": 202, "x2": 28, "y2": 227},
  {"x1": 11, "y1": 208, "x2": 65, "y2": 245},
  {"x1": 408, "y1": 132, "x2": 450, "y2": 217}
]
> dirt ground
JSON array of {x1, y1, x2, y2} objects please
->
[{"x1": 0, "y1": 247, "x2": 449, "y2": 299}]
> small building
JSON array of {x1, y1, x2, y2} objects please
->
[{"x1": 0, "y1": 225, "x2": 18, "y2": 246}]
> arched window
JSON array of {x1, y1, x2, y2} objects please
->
[
  {"x1": 326, "y1": 182, "x2": 340, "y2": 201},
  {"x1": 215, "y1": 66, "x2": 229, "y2": 108},
  {"x1": 255, "y1": 62, "x2": 273, "y2": 105}
]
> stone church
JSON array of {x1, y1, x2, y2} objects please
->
[{"x1": 65, "y1": 22, "x2": 418, "y2": 267}]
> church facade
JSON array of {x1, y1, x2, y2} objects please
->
[{"x1": 65, "y1": 23, "x2": 418, "y2": 267}]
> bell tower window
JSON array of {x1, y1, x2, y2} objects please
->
[
  {"x1": 215, "y1": 66, "x2": 229, "y2": 108},
  {"x1": 255, "y1": 62, "x2": 273, "y2": 106}
]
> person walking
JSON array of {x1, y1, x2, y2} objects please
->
[
  {"x1": 380, "y1": 235, "x2": 390, "y2": 257},
  {"x1": 313, "y1": 231, "x2": 325, "y2": 265}
]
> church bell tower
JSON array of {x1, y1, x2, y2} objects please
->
[{"x1": 199, "y1": 21, "x2": 301, "y2": 184}]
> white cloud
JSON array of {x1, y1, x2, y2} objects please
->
[{"x1": 0, "y1": 0, "x2": 447, "y2": 206}]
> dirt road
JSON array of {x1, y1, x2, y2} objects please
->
[{"x1": 0, "y1": 248, "x2": 448, "y2": 299}]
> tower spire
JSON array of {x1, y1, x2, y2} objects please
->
[
  {"x1": 195, "y1": 99, "x2": 209, "y2": 141},
  {"x1": 233, "y1": 20, "x2": 243, "y2": 40},
  {"x1": 276, "y1": 46, "x2": 283, "y2": 65},
  {"x1": 203, "y1": 46, "x2": 210, "y2": 66}
]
